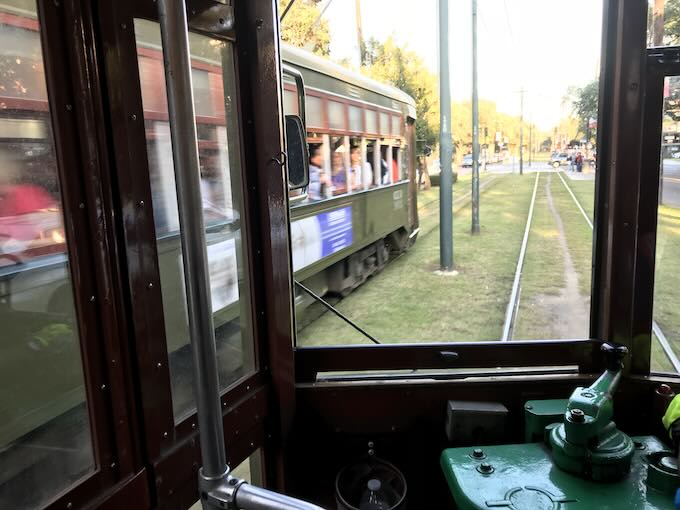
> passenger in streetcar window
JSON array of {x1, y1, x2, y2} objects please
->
[
  {"x1": 307, "y1": 144, "x2": 327, "y2": 200},
  {"x1": 391, "y1": 147, "x2": 399, "y2": 182},
  {"x1": 380, "y1": 146, "x2": 389, "y2": 184},
  {"x1": 331, "y1": 150, "x2": 347, "y2": 195},
  {"x1": 350, "y1": 145, "x2": 372, "y2": 190}
]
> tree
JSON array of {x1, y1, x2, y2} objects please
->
[
  {"x1": 568, "y1": 80, "x2": 598, "y2": 143},
  {"x1": 278, "y1": 0, "x2": 331, "y2": 56},
  {"x1": 362, "y1": 37, "x2": 439, "y2": 149}
]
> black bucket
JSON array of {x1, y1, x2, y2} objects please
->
[{"x1": 335, "y1": 456, "x2": 407, "y2": 510}]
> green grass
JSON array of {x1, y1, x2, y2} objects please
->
[
  {"x1": 513, "y1": 173, "x2": 592, "y2": 340},
  {"x1": 297, "y1": 174, "x2": 536, "y2": 345},
  {"x1": 552, "y1": 175, "x2": 594, "y2": 297},
  {"x1": 514, "y1": 174, "x2": 566, "y2": 340},
  {"x1": 653, "y1": 204, "x2": 680, "y2": 369}
]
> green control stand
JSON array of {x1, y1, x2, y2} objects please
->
[
  {"x1": 441, "y1": 343, "x2": 678, "y2": 510},
  {"x1": 549, "y1": 343, "x2": 634, "y2": 481}
]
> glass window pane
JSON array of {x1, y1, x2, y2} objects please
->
[
  {"x1": 292, "y1": 0, "x2": 600, "y2": 348},
  {"x1": 0, "y1": 2, "x2": 94, "y2": 507},
  {"x1": 306, "y1": 95, "x2": 323, "y2": 128},
  {"x1": 366, "y1": 110, "x2": 377, "y2": 134},
  {"x1": 328, "y1": 99, "x2": 345, "y2": 130},
  {"x1": 652, "y1": 76, "x2": 680, "y2": 373},
  {"x1": 391, "y1": 114, "x2": 401, "y2": 136},
  {"x1": 349, "y1": 105, "x2": 362, "y2": 132},
  {"x1": 284, "y1": 88, "x2": 298, "y2": 116},
  {"x1": 648, "y1": 1, "x2": 680, "y2": 47},
  {"x1": 135, "y1": 19, "x2": 254, "y2": 423},
  {"x1": 379, "y1": 112, "x2": 389, "y2": 135}
]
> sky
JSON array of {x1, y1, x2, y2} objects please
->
[{"x1": 316, "y1": 0, "x2": 604, "y2": 130}]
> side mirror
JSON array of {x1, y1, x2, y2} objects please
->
[{"x1": 285, "y1": 114, "x2": 309, "y2": 190}]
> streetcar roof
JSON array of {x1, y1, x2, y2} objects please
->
[{"x1": 281, "y1": 43, "x2": 417, "y2": 119}]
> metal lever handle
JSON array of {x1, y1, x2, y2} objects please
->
[{"x1": 234, "y1": 483, "x2": 326, "y2": 510}]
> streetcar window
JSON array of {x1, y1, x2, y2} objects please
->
[
  {"x1": 349, "y1": 138, "x2": 368, "y2": 191},
  {"x1": 306, "y1": 142, "x2": 326, "y2": 201},
  {"x1": 391, "y1": 146, "x2": 400, "y2": 182},
  {"x1": 652, "y1": 75, "x2": 680, "y2": 373},
  {"x1": 379, "y1": 145, "x2": 390, "y2": 185},
  {"x1": 290, "y1": 0, "x2": 600, "y2": 351},
  {"x1": 391, "y1": 114, "x2": 401, "y2": 137},
  {"x1": 648, "y1": 1, "x2": 680, "y2": 47},
  {"x1": 380, "y1": 112, "x2": 390, "y2": 136},
  {"x1": 0, "y1": 2, "x2": 95, "y2": 507},
  {"x1": 366, "y1": 110, "x2": 378, "y2": 134},
  {"x1": 400, "y1": 145, "x2": 409, "y2": 182},
  {"x1": 306, "y1": 95, "x2": 324, "y2": 128},
  {"x1": 283, "y1": 87, "x2": 299, "y2": 116},
  {"x1": 349, "y1": 105, "x2": 363, "y2": 132},
  {"x1": 134, "y1": 20, "x2": 254, "y2": 423},
  {"x1": 365, "y1": 140, "x2": 378, "y2": 187},
  {"x1": 328, "y1": 99, "x2": 346, "y2": 131},
  {"x1": 330, "y1": 136, "x2": 349, "y2": 195}
]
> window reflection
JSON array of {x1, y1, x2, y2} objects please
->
[
  {"x1": 0, "y1": 2, "x2": 94, "y2": 508},
  {"x1": 135, "y1": 19, "x2": 254, "y2": 422}
]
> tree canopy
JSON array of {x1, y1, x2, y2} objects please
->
[
  {"x1": 278, "y1": 0, "x2": 331, "y2": 56},
  {"x1": 568, "y1": 80, "x2": 598, "y2": 142},
  {"x1": 362, "y1": 37, "x2": 439, "y2": 149}
]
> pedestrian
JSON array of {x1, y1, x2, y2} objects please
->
[{"x1": 576, "y1": 152, "x2": 583, "y2": 173}]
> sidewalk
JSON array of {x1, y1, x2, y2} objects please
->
[{"x1": 563, "y1": 165, "x2": 596, "y2": 181}]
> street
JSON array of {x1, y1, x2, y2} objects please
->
[
  {"x1": 662, "y1": 159, "x2": 680, "y2": 208},
  {"x1": 446, "y1": 158, "x2": 680, "y2": 208}
]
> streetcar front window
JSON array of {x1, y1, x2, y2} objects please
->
[
  {"x1": 290, "y1": 0, "x2": 602, "y2": 351},
  {"x1": 0, "y1": 2, "x2": 94, "y2": 507},
  {"x1": 134, "y1": 19, "x2": 254, "y2": 423}
]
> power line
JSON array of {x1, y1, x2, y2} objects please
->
[{"x1": 502, "y1": 0, "x2": 515, "y2": 48}]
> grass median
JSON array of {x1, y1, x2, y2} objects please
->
[{"x1": 296, "y1": 173, "x2": 536, "y2": 346}]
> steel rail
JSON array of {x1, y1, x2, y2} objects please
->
[
  {"x1": 501, "y1": 171, "x2": 540, "y2": 341},
  {"x1": 556, "y1": 171, "x2": 680, "y2": 374}
]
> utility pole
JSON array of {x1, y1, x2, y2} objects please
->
[
  {"x1": 653, "y1": 0, "x2": 665, "y2": 46},
  {"x1": 355, "y1": 0, "x2": 366, "y2": 66},
  {"x1": 439, "y1": 0, "x2": 454, "y2": 270},
  {"x1": 519, "y1": 87, "x2": 524, "y2": 175},
  {"x1": 471, "y1": 0, "x2": 480, "y2": 234},
  {"x1": 528, "y1": 122, "x2": 532, "y2": 167},
  {"x1": 654, "y1": 0, "x2": 665, "y2": 203}
]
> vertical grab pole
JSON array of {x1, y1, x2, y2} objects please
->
[
  {"x1": 157, "y1": 0, "x2": 228, "y2": 482},
  {"x1": 439, "y1": 0, "x2": 454, "y2": 270}
]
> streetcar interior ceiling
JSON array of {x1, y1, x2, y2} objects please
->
[{"x1": 1, "y1": 0, "x2": 680, "y2": 509}]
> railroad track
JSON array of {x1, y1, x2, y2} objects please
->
[
  {"x1": 501, "y1": 172, "x2": 540, "y2": 341},
  {"x1": 502, "y1": 169, "x2": 680, "y2": 372},
  {"x1": 555, "y1": 171, "x2": 680, "y2": 374}
]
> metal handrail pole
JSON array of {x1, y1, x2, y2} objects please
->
[
  {"x1": 234, "y1": 484, "x2": 326, "y2": 510},
  {"x1": 157, "y1": 0, "x2": 227, "y2": 479}
]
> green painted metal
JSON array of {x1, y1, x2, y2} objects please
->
[
  {"x1": 549, "y1": 365, "x2": 634, "y2": 481},
  {"x1": 441, "y1": 436, "x2": 675, "y2": 510},
  {"x1": 290, "y1": 182, "x2": 410, "y2": 283},
  {"x1": 524, "y1": 399, "x2": 568, "y2": 442}
]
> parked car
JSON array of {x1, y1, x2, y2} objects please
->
[
  {"x1": 462, "y1": 154, "x2": 482, "y2": 167},
  {"x1": 549, "y1": 152, "x2": 570, "y2": 168}
]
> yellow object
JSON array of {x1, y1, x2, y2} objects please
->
[{"x1": 662, "y1": 394, "x2": 680, "y2": 437}]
